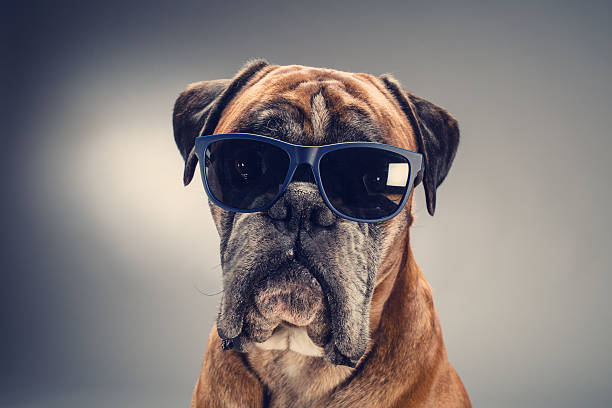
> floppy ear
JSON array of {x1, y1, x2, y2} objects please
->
[
  {"x1": 172, "y1": 59, "x2": 270, "y2": 185},
  {"x1": 379, "y1": 74, "x2": 460, "y2": 216}
]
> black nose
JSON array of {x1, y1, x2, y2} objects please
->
[{"x1": 267, "y1": 165, "x2": 337, "y2": 230}]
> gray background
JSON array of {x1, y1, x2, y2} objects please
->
[{"x1": 2, "y1": 0, "x2": 611, "y2": 407}]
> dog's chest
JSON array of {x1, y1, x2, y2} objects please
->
[{"x1": 247, "y1": 349, "x2": 354, "y2": 408}]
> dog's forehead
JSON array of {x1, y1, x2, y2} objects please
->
[{"x1": 215, "y1": 65, "x2": 417, "y2": 149}]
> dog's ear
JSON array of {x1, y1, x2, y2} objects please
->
[
  {"x1": 172, "y1": 59, "x2": 270, "y2": 185},
  {"x1": 379, "y1": 74, "x2": 459, "y2": 216}
]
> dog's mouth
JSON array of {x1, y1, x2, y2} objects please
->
[
  {"x1": 216, "y1": 223, "x2": 375, "y2": 368},
  {"x1": 225, "y1": 260, "x2": 332, "y2": 357},
  {"x1": 244, "y1": 261, "x2": 330, "y2": 345}
]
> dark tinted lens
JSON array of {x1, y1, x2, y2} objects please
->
[
  {"x1": 319, "y1": 147, "x2": 410, "y2": 220},
  {"x1": 205, "y1": 139, "x2": 290, "y2": 210}
]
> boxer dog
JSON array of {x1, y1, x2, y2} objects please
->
[{"x1": 173, "y1": 59, "x2": 471, "y2": 407}]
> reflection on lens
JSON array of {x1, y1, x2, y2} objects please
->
[
  {"x1": 319, "y1": 147, "x2": 411, "y2": 220},
  {"x1": 205, "y1": 140, "x2": 290, "y2": 210}
]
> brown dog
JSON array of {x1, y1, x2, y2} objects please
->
[{"x1": 173, "y1": 59, "x2": 471, "y2": 407}]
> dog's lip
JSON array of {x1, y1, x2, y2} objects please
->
[
  {"x1": 253, "y1": 268, "x2": 324, "y2": 325},
  {"x1": 218, "y1": 254, "x2": 365, "y2": 367},
  {"x1": 216, "y1": 251, "x2": 293, "y2": 341},
  {"x1": 217, "y1": 255, "x2": 332, "y2": 338},
  {"x1": 248, "y1": 253, "x2": 327, "y2": 306}
]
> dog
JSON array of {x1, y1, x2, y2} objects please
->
[{"x1": 172, "y1": 59, "x2": 471, "y2": 407}]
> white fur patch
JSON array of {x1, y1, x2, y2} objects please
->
[{"x1": 255, "y1": 325, "x2": 324, "y2": 357}]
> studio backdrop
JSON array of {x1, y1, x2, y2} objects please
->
[{"x1": 2, "y1": 1, "x2": 611, "y2": 407}]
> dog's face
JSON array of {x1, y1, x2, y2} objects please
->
[{"x1": 173, "y1": 61, "x2": 459, "y2": 367}]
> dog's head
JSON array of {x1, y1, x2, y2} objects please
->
[{"x1": 173, "y1": 60, "x2": 459, "y2": 367}]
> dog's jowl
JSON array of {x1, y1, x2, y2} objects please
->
[{"x1": 173, "y1": 60, "x2": 471, "y2": 407}]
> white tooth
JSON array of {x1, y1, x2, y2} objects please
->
[
  {"x1": 288, "y1": 326, "x2": 324, "y2": 357},
  {"x1": 254, "y1": 326, "x2": 324, "y2": 357},
  {"x1": 255, "y1": 326, "x2": 289, "y2": 351}
]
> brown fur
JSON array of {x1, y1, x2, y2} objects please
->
[{"x1": 187, "y1": 64, "x2": 471, "y2": 407}]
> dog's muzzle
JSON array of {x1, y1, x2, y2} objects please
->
[
  {"x1": 245, "y1": 261, "x2": 329, "y2": 344},
  {"x1": 215, "y1": 183, "x2": 379, "y2": 368}
]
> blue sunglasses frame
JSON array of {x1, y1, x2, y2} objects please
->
[{"x1": 193, "y1": 133, "x2": 424, "y2": 223}]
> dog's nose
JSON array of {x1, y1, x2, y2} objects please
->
[{"x1": 267, "y1": 167, "x2": 336, "y2": 230}]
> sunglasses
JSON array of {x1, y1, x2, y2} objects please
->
[{"x1": 193, "y1": 133, "x2": 424, "y2": 223}]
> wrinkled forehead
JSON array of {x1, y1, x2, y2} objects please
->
[{"x1": 215, "y1": 65, "x2": 417, "y2": 150}]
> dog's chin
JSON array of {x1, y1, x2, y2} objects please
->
[{"x1": 225, "y1": 261, "x2": 333, "y2": 358}]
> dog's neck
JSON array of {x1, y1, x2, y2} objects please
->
[{"x1": 246, "y1": 231, "x2": 444, "y2": 407}]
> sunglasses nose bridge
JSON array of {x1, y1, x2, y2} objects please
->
[{"x1": 294, "y1": 145, "x2": 319, "y2": 168}]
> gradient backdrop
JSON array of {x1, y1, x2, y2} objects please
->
[{"x1": 2, "y1": 1, "x2": 611, "y2": 407}]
